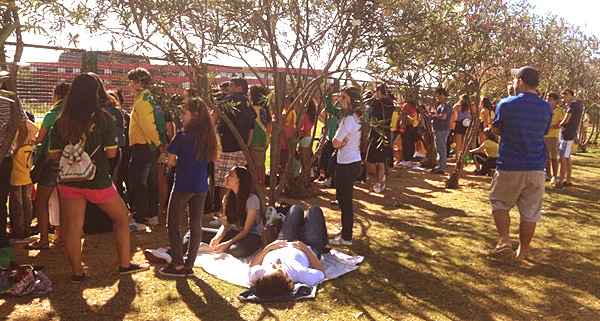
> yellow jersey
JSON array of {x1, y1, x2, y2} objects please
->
[
  {"x1": 483, "y1": 139, "x2": 499, "y2": 158},
  {"x1": 545, "y1": 107, "x2": 565, "y2": 139},
  {"x1": 11, "y1": 144, "x2": 34, "y2": 186},
  {"x1": 129, "y1": 89, "x2": 163, "y2": 147}
]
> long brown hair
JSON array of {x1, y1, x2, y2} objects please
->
[
  {"x1": 55, "y1": 73, "x2": 106, "y2": 143},
  {"x1": 458, "y1": 94, "x2": 470, "y2": 113},
  {"x1": 184, "y1": 97, "x2": 220, "y2": 162},
  {"x1": 223, "y1": 166, "x2": 254, "y2": 227}
]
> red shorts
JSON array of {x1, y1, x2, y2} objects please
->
[{"x1": 58, "y1": 184, "x2": 118, "y2": 204}]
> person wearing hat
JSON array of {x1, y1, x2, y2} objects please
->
[
  {"x1": 0, "y1": 70, "x2": 28, "y2": 243},
  {"x1": 489, "y1": 66, "x2": 552, "y2": 260}
]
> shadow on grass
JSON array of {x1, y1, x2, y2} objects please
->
[
  {"x1": 45, "y1": 274, "x2": 136, "y2": 321},
  {"x1": 176, "y1": 275, "x2": 245, "y2": 321}
]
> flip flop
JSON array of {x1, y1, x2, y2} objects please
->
[
  {"x1": 26, "y1": 241, "x2": 50, "y2": 250},
  {"x1": 490, "y1": 243, "x2": 515, "y2": 260}
]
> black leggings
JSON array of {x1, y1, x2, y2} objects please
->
[
  {"x1": 335, "y1": 161, "x2": 362, "y2": 241},
  {"x1": 201, "y1": 229, "x2": 262, "y2": 258}
]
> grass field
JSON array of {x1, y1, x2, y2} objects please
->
[{"x1": 1, "y1": 149, "x2": 599, "y2": 321}]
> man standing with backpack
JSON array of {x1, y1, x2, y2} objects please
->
[{"x1": 127, "y1": 68, "x2": 167, "y2": 231}]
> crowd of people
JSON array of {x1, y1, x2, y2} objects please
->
[{"x1": 0, "y1": 64, "x2": 586, "y2": 297}]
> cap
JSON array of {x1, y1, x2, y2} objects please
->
[{"x1": 511, "y1": 66, "x2": 540, "y2": 87}]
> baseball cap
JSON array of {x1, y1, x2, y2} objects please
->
[{"x1": 511, "y1": 66, "x2": 540, "y2": 87}]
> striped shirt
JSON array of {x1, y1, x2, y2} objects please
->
[
  {"x1": 493, "y1": 92, "x2": 552, "y2": 171},
  {"x1": 0, "y1": 96, "x2": 26, "y2": 158}
]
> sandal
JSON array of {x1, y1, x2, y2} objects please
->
[{"x1": 490, "y1": 243, "x2": 515, "y2": 260}]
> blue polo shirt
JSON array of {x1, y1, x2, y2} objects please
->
[
  {"x1": 493, "y1": 92, "x2": 552, "y2": 171},
  {"x1": 167, "y1": 131, "x2": 210, "y2": 193}
]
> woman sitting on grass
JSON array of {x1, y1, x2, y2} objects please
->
[
  {"x1": 249, "y1": 205, "x2": 328, "y2": 298},
  {"x1": 203, "y1": 166, "x2": 263, "y2": 258}
]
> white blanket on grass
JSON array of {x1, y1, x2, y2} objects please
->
[{"x1": 147, "y1": 245, "x2": 364, "y2": 288}]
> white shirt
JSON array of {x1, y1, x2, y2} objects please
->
[
  {"x1": 334, "y1": 114, "x2": 362, "y2": 164},
  {"x1": 249, "y1": 246, "x2": 325, "y2": 286}
]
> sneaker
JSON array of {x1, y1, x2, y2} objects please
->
[
  {"x1": 372, "y1": 183, "x2": 380, "y2": 193},
  {"x1": 329, "y1": 235, "x2": 352, "y2": 246},
  {"x1": 550, "y1": 176, "x2": 557, "y2": 186},
  {"x1": 330, "y1": 200, "x2": 339, "y2": 208},
  {"x1": 143, "y1": 249, "x2": 169, "y2": 265},
  {"x1": 159, "y1": 265, "x2": 192, "y2": 278},
  {"x1": 119, "y1": 263, "x2": 150, "y2": 275},
  {"x1": 207, "y1": 217, "x2": 222, "y2": 228},
  {"x1": 431, "y1": 168, "x2": 445, "y2": 174},
  {"x1": 129, "y1": 222, "x2": 149, "y2": 233},
  {"x1": 374, "y1": 183, "x2": 385, "y2": 193},
  {"x1": 146, "y1": 216, "x2": 159, "y2": 226}
]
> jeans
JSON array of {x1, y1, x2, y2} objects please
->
[
  {"x1": 0, "y1": 157, "x2": 12, "y2": 240},
  {"x1": 167, "y1": 190, "x2": 207, "y2": 268},
  {"x1": 278, "y1": 205, "x2": 328, "y2": 258},
  {"x1": 402, "y1": 126, "x2": 417, "y2": 161},
  {"x1": 129, "y1": 144, "x2": 159, "y2": 223},
  {"x1": 335, "y1": 161, "x2": 362, "y2": 241},
  {"x1": 434, "y1": 130, "x2": 450, "y2": 170},
  {"x1": 473, "y1": 153, "x2": 497, "y2": 174},
  {"x1": 9, "y1": 185, "x2": 33, "y2": 239}
]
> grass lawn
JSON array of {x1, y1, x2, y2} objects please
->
[{"x1": 2, "y1": 149, "x2": 600, "y2": 321}]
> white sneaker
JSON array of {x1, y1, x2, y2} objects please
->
[
  {"x1": 129, "y1": 222, "x2": 149, "y2": 233},
  {"x1": 329, "y1": 235, "x2": 352, "y2": 246},
  {"x1": 550, "y1": 176, "x2": 557, "y2": 185},
  {"x1": 146, "y1": 216, "x2": 159, "y2": 226},
  {"x1": 372, "y1": 183, "x2": 380, "y2": 193}
]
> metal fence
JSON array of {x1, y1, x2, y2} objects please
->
[{"x1": 2, "y1": 43, "x2": 344, "y2": 121}]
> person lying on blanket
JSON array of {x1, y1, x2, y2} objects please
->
[{"x1": 249, "y1": 205, "x2": 328, "y2": 298}]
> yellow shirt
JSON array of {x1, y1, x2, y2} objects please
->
[
  {"x1": 11, "y1": 144, "x2": 34, "y2": 186},
  {"x1": 390, "y1": 111, "x2": 400, "y2": 131},
  {"x1": 545, "y1": 107, "x2": 565, "y2": 139},
  {"x1": 483, "y1": 139, "x2": 499, "y2": 158},
  {"x1": 283, "y1": 109, "x2": 296, "y2": 128},
  {"x1": 129, "y1": 90, "x2": 162, "y2": 147}
]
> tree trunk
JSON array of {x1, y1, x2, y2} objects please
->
[
  {"x1": 7, "y1": 5, "x2": 22, "y2": 92},
  {"x1": 447, "y1": 90, "x2": 481, "y2": 189},
  {"x1": 268, "y1": 72, "x2": 286, "y2": 204}
]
